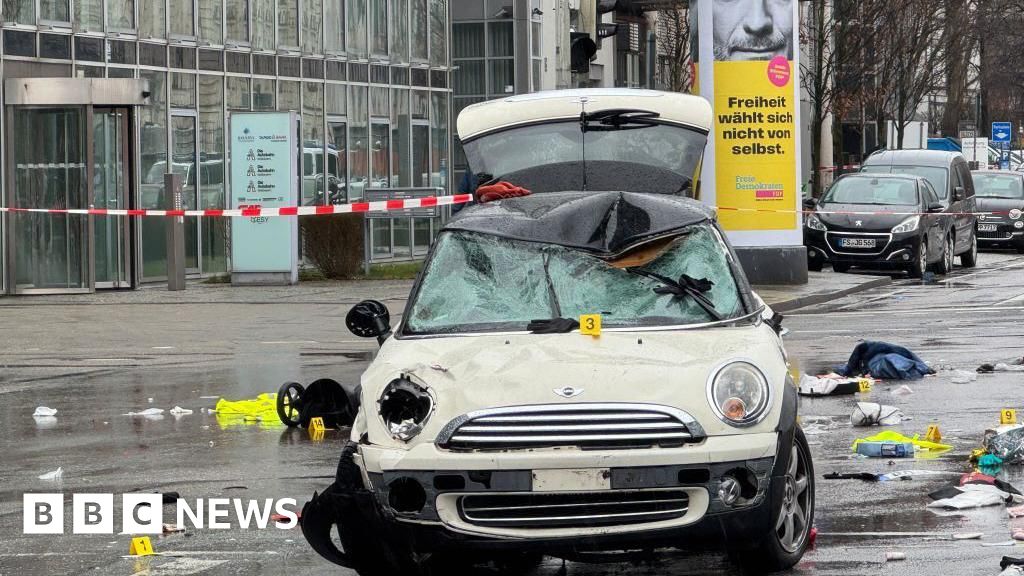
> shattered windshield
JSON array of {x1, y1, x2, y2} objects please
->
[
  {"x1": 405, "y1": 226, "x2": 745, "y2": 335},
  {"x1": 461, "y1": 120, "x2": 707, "y2": 196}
]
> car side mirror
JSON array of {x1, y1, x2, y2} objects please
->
[
  {"x1": 954, "y1": 186, "x2": 965, "y2": 200},
  {"x1": 802, "y1": 198, "x2": 817, "y2": 210},
  {"x1": 346, "y1": 300, "x2": 392, "y2": 344},
  {"x1": 928, "y1": 202, "x2": 945, "y2": 213}
]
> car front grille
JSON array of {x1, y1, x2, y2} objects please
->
[
  {"x1": 458, "y1": 489, "x2": 690, "y2": 529},
  {"x1": 436, "y1": 403, "x2": 704, "y2": 451}
]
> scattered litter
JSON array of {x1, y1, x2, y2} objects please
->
[
  {"x1": 32, "y1": 406, "x2": 57, "y2": 417},
  {"x1": 885, "y1": 551, "x2": 906, "y2": 561},
  {"x1": 224, "y1": 486, "x2": 248, "y2": 491},
  {"x1": 836, "y1": 341, "x2": 934, "y2": 380},
  {"x1": 213, "y1": 393, "x2": 279, "y2": 422},
  {"x1": 852, "y1": 430, "x2": 953, "y2": 456},
  {"x1": 981, "y1": 454, "x2": 1005, "y2": 468},
  {"x1": 38, "y1": 467, "x2": 63, "y2": 481},
  {"x1": 162, "y1": 524, "x2": 185, "y2": 534},
  {"x1": 984, "y1": 425, "x2": 1024, "y2": 464},
  {"x1": 953, "y1": 532, "x2": 985, "y2": 540},
  {"x1": 169, "y1": 406, "x2": 193, "y2": 416},
  {"x1": 891, "y1": 385, "x2": 914, "y2": 396},
  {"x1": 928, "y1": 484, "x2": 1017, "y2": 510},
  {"x1": 978, "y1": 359, "x2": 1024, "y2": 373},
  {"x1": 798, "y1": 374, "x2": 861, "y2": 396},
  {"x1": 851, "y1": 402, "x2": 904, "y2": 426},
  {"x1": 855, "y1": 441, "x2": 914, "y2": 458},
  {"x1": 125, "y1": 408, "x2": 165, "y2": 417},
  {"x1": 951, "y1": 370, "x2": 978, "y2": 384}
]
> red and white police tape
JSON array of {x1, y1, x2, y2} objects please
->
[
  {"x1": 0, "y1": 195, "x2": 1017, "y2": 219},
  {"x1": 0, "y1": 194, "x2": 475, "y2": 218}
]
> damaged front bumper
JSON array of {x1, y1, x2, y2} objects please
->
[{"x1": 302, "y1": 435, "x2": 792, "y2": 565}]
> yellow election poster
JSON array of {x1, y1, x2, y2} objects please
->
[{"x1": 713, "y1": 58, "x2": 797, "y2": 231}]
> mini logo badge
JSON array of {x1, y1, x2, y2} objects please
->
[
  {"x1": 854, "y1": 220, "x2": 863, "y2": 227},
  {"x1": 553, "y1": 387, "x2": 584, "y2": 399}
]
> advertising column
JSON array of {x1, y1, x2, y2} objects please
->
[
  {"x1": 229, "y1": 112, "x2": 299, "y2": 286},
  {"x1": 696, "y1": 0, "x2": 806, "y2": 284}
]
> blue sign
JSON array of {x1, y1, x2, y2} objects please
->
[
  {"x1": 992, "y1": 122, "x2": 1012, "y2": 143},
  {"x1": 230, "y1": 112, "x2": 298, "y2": 284}
]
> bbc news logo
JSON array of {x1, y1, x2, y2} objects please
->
[{"x1": 23, "y1": 494, "x2": 299, "y2": 534}]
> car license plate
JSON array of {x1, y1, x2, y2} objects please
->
[
  {"x1": 532, "y1": 469, "x2": 611, "y2": 492},
  {"x1": 978, "y1": 224, "x2": 998, "y2": 232},
  {"x1": 840, "y1": 238, "x2": 876, "y2": 248}
]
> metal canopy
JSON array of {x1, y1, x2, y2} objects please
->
[{"x1": 4, "y1": 78, "x2": 150, "y2": 106}]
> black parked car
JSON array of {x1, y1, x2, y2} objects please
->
[
  {"x1": 971, "y1": 170, "x2": 1024, "y2": 253},
  {"x1": 861, "y1": 149, "x2": 978, "y2": 268},
  {"x1": 804, "y1": 174, "x2": 958, "y2": 277}
]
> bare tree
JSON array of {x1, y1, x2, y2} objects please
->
[
  {"x1": 655, "y1": 1, "x2": 692, "y2": 93},
  {"x1": 876, "y1": 0, "x2": 947, "y2": 149}
]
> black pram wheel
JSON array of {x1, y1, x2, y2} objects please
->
[{"x1": 277, "y1": 381, "x2": 305, "y2": 427}]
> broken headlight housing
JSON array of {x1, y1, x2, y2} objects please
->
[
  {"x1": 707, "y1": 361, "x2": 770, "y2": 427},
  {"x1": 378, "y1": 378, "x2": 434, "y2": 442}
]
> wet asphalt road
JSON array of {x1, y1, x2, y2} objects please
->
[{"x1": 3, "y1": 252, "x2": 1024, "y2": 576}]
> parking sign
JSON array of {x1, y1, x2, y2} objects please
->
[{"x1": 992, "y1": 122, "x2": 1012, "y2": 143}]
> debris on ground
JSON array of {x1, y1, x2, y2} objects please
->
[
  {"x1": 275, "y1": 379, "x2": 353, "y2": 429},
  {"x1": 952, "y1": 370, "x2": 979, "y2": 384},
  {"x1": 928, "y1": 484, "x2": 1016, "y2": 510},
  {"x1": 836, "y1": 341, "x2": 934, "y2": 380},
  {"x1": 953, "y1": 532, "x2": 985, "y2": 540},
  {"x1": 169, "y1": 406, "x2": 193, "y2": 416},
  {"x1": 214, "y1": 393, "x2": 280, "y2": 428},
  {"x1": 978, "y1": 358, "x2": 1024, "y2": 373},
  {"x1": 798, "y1": 374, "x2": 863, "y2": 396},
  {"x1": 891, "y1": 385, "x2": 915, "y2": 396},
  {"x1": 824, "y1": 470, "x2": 962, "y2": 482},
  {"x1": 38, "y1": 467, "x2": 63, "y2": 481},
  {"x1": 852, "y1": 430, "x2": 953, "y2": 458},
  {"x1": 851, "y1": 402, "x2": 904, "y2": 426},
  {"x1": 885, "y1": 551, "x2": 906, "y2": 561},
  {"x1": 125, "y1": 408, "x2": 165, "y2": 417},
  {"x1": 984, "y1": 425, "x2": 1024, "y2": 464},
  {"x1": 32, "y1": 406, "x2": 57, "y2": 417},
  {"x1": 162, "y1": 524, "x2": 185, "y2": 534}
]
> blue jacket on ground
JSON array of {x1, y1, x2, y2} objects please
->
[{"x1": 836, "y1": 341, "x2": 934, "y2": 380}]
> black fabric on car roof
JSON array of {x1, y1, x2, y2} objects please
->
[{"x1": 444, "y1": 191, "x2": 714, "y2": 258}]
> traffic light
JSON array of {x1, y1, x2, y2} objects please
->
[{"x1": 571, "y1": 32, "x2": 597, "y2": 73}]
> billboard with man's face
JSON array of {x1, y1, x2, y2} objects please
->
[
  {"x1": 703, "y1": 0, "x2": 799, "y2": 235},
  {"x1": 712, "y1": 0, "x2": 794, "y2": 62}
]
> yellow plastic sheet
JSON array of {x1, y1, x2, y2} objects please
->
[
  {"x1": 214, "y1": 393, "x2": 282, "y2": 429},
  {"x1": 851, "y1": 430, "x2": 953, "y2": 454}
]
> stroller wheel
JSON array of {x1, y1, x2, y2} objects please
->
[{"x1": 277, "y1": 382, "x2": 305, "y2": 427}]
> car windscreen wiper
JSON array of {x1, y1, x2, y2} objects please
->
[
  {"x1": 628, "y1": 269, "x2": 723, "y2": 321},
  {"x1": 580, "y1": 109, "x2": 661, "y2": 133}
]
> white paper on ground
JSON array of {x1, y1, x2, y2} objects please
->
[
  {"x1": 125, "y1": 408, "x2": 165, "y2": 416},
  {"x1": 33, "y1": 406, "x2": 58, "y2": 417},
  {"x1": 38, "y1": 467, "x2": 63, "y2": 480},
  {"x1": 927, "y1": 484, "x2": 1009, "y2": 510},
  {"x1": 169, "y1": 406, "x2": 193, "y2": 416}
]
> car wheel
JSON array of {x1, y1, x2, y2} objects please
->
[
  {"x1": 832, "y1": 263, "x2": 850, "y2": 273},
  {"x1": 735, "y1": 428, "x2": 815, "y2": 574},
  {"x1": 935, "y1": 234, "x2": 954, "y2": 274},
  {"x1": 960, "y1": 232, "x2": 978, "y2": 268},
  {"x1": 908, "y1": 239, "x2": 927, "y2": 278}
]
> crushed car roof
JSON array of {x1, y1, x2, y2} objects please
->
[
  {"x1": 457, "y1": 89, "x2": 714, "y2": 142},
  {"x1": 445, "y1": 191, "x2": 716, "y2": 258}
]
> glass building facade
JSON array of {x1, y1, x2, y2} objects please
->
[{"x1": 0, "y1": 0, "x2": 451, "y2": 294}]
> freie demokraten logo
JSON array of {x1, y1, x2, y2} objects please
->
[{"x1": 23, "y1": 493, "x2": 299, "y2": 535}]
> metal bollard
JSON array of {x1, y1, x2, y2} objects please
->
[{"x1": 165, "y1": 173, "x2": 186, "y2": 291}]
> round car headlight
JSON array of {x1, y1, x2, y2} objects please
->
[
  {"x1": 1010, "y1": 209, "x2": 1022, "y2": 220},
  {"x1": 707, "y1": 361, "x2": 771, "y2": 427},
  {"x1": 378, "y1": 378, "x2": 434, "y2": 442}
]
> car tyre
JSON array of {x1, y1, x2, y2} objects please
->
[
  {"x1": 832, "y1": 263, "x2": 850, "y2": 273},
  {"x1": 908, "y1": 239, "x2": 927, "y2": 278},
  {"x1": 935, "y1": 234, "x2": 954, "y2": 274},
  {"x1": 960, "y1": 232, "x2": 978, "y2": 268},
  {"x1": 736, "y1": 428, "x2": 815, "y2": 575}
]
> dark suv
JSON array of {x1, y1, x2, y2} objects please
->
[
  {"x1": 805, "y1": 174, "x2": 959, "y2": 277},
  {"x1": 860, "y1": 149, "x2": 978, "y2": 269}
]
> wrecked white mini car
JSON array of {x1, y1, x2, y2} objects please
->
[{"x1": 301, "y1": 89, "x2": 814, "y2": 576}]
